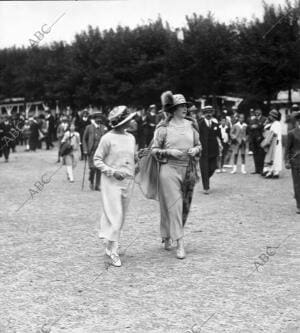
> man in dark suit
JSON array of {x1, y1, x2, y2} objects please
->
[
  {"x1": 45, "y1": 109, "x2": 55, "y2": 150},
  {"x1": 83, "y1": 111, "x2": 107, "y2": 191},
  {"x1": 76, "y1": 110, "x2": 90, "y2": 160},
  {"x1": 29, "y1": 117, "x2": 40, "y2": 151},
  {"x1": 0, "y1": 116, "x2": 13, "y2": 162},
  {"x1": 198, "y1": 106, "x2": 222, "y2": 194},
  {"x1": 248, "y1": 108, "x2": 267, "y2": 174}
]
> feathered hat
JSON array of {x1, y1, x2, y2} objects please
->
[{"x1": 161, "y1": 91, "x2": 191, "y2": 113}]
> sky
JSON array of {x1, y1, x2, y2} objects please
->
[{"x1": 0, "y1": 0, "x2": 288, "y2": 49}]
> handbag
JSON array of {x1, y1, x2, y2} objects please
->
[
  {"x1": 59, "y1": 134, "x2": 74, "y2": 157},
  {"x1": 135, "y1": 152, "x2": 159, "y2": 200}
]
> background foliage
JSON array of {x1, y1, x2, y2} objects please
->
[{"x1": 0, "y1": 1, "x2": 299, "y2": 110}]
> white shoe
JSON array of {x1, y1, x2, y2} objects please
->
[
  {"x1": 241, "y1": 164, "x2": 247, "y2": 174},
  {"x1": 221, "y1": 168, "x2": 226, "y2": 173},
  {"x1": 105, "y1": 248, "x2": 121, "y2": 267},
  {"x1": 176, "y1": 239, "x2": 186, "y2": 259},
  {"x1": 216, "y1": 169, "x2": 221, "y2": 173},
  {"x1": 231, "y1": 166, "x2": 237, "y2": 174}
]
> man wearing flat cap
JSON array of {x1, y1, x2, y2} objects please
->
[
  {"x1": 197, "y1": 105, "x2": 222, "y2": 194},
  {"x1": 83, "y1": 110, "x2": 107, "y2": 191}
]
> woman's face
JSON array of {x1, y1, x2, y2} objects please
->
[
  {"x1": 70, "y1": 124, "x2": 75, "y2": 131},
  {"x1": 174, "y1": 105, "x2": 187, "y2": 118}
]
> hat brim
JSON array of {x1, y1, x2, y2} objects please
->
[
  {"x1": 203, "y1": 109, "x2": 214, "y2": 114},
  {"x1": 90, "y1": 112, "x2": 103, "y2": 118},
  {"x1": 111, "y1": 112, "x2": 136, "y2": 128},
  {"x1": 166, "y1": 102, "x2": 192, "y2": 113}
]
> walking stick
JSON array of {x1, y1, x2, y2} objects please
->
[{"x1": 81, "y1": 156, "x2": 87, "y2": 191}]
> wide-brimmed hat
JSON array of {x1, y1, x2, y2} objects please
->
[
  {"x1": 108, "y1": 106, "x2": 136, "y2": 128},
  {"x1": 269, "y1": 109, "x2": 280, "y2": 120},
  {"x1": 161, "y1": 91, "x2": 191, "y2": 113}
]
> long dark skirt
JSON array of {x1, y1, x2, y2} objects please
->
[{"x1": 292, "y1": 164, "x2": 300, "y2": 209}]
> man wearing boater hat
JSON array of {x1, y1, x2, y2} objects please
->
[
  {"x1": 197, "y1": 105, "x2": 222, "y2": 194},
  {"x1": 83, "y1": 110, "x2": 107, "y2": 191}
]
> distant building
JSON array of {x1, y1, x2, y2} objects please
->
[
  {"x1": 0, "y1": 98, "x2": 46, "y2": 118},
  {"x1": 195, "y1": 95, "x2": 243, "y2": 118}
]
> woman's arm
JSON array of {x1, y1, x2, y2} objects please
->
[
  {"x1": 192, "y1": 129, "x2": 202, "y2": 155},
  {"x1": 93, "y1": 135, "x2": 116, "y2": 176},
  {"x1": 151, "y1": 127, "x2": 169, "y2": 158}
]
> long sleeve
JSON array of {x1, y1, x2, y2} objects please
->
[
  {"x1": 151, "y1": 126, "x2": 168, "y2": 158},
  {"x1": 82, "y1": 126, "x2": 89, "y2": 154},
  {"x1": 193, "y1": 128, "x2": 202, "y2": 155},
  {"x1": 285, "y1": 131, "x2": 294, "y2": 163},
  {"x1": 93, "y1": 135, "x2": 116, "y2": 176}
]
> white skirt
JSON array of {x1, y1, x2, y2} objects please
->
[{"x1": 98, "y1": 174, "x2": 134, "y2": 242}]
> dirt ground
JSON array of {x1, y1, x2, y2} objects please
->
[{"x1": 0, "y1": 145, "x2": 299, "y2": 333}]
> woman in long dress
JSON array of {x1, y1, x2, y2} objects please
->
[
  {"x1": 94, "y1": 106, "x2": 136, "y2": 267},
  {"x1": 151, "y1": 91, "x2": 202, "y2": 259},
  {"x1": 264, "y1": 109, "x2": 282, "y2": 179}
]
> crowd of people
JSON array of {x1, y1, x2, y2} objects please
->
[{"x1": 1, "y1": 96, "x2": 300, "y2": 266}]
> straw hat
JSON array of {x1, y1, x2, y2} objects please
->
[
  {"x1": 202, "y1": 105, "x2": 214, "y2": 114},
  {"x1": 90, "y1": 109, "x2": 103, "y2": 119},
  {"x1": 108, "y1": 106, "x2": 136, "y2": 128}
]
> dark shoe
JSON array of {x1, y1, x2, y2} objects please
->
[
  {"x1": 164, "y1": 238, "x2": 172, "y2": 251},
  {"x1": 272, "y1": 174, "x2": 279, "y2": 179},
  {"x1": 203, "y1": 189, "x2": 210, "y2": 195},
  {"x1": 94, "y1": 186, "x2": 101, "y2": 191},
  {"x1": 296, "y1": 208, "x2": 300, "y2": 214},
  {"x1": 265, "y1": 172, "x2": 273, "y2": 179}
]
